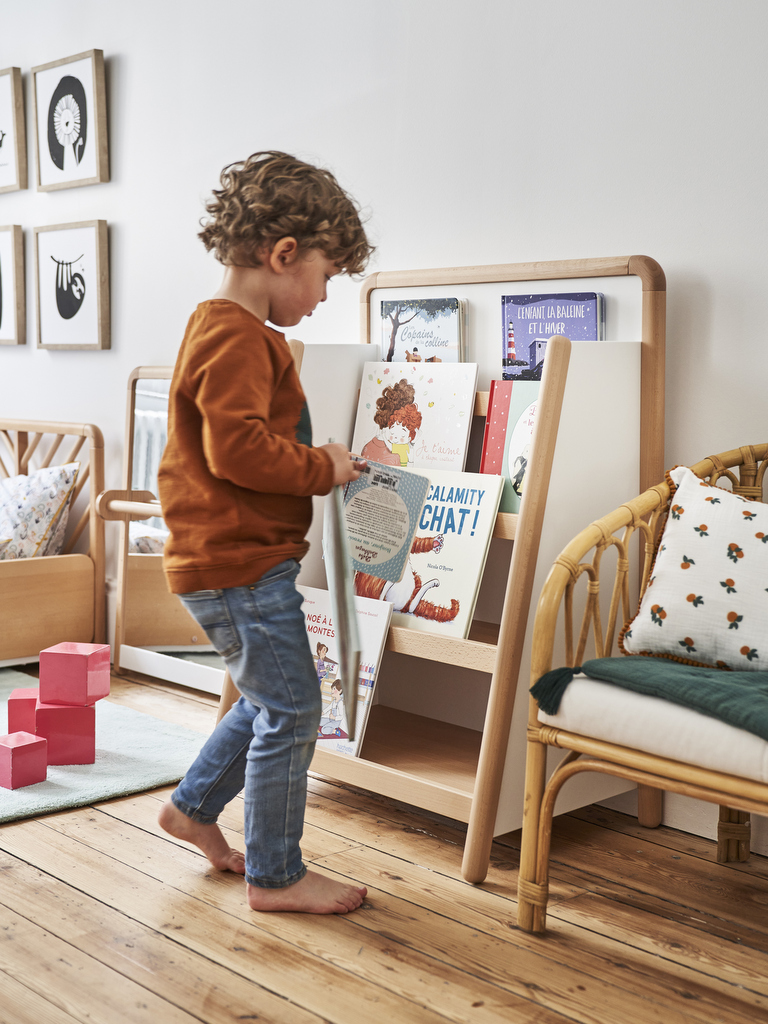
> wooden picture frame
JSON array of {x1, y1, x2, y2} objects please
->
[
  {"x1": 0, "y1": 68, "x2": 27, "y2": 193},
  {"x1": 31, "y1": 49, "x2": 108, "y2": 191},
  {"x1": 34, "y1": 220, "x2": 110, "y2": 350},
  {"x1": 0, "y1": 225, "x2": 25, "y2": 345}
]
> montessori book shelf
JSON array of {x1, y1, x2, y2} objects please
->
[
  {"x1": 103, "y1": 256, "x2": 665, "y2": 885},
  {"x1": 307, "y1": 255, "x2": 665, "y2": 883}
]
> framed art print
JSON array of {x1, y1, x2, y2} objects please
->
[
  {"x1": 35, "y1": 221, "x2": 110, "y2": 350},
  {"x1": 32, "y1": 49, "x2": 109, "y2": 191},
  {"x1": 0, "y1": 225, "x2": 25, "y2": 345},
  {"x1": 0, "y1": 68, "x2": 27, "y2": 193}
]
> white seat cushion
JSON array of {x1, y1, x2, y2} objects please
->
[{"x1": 538, "y1": 673, "x2": 768, "y2": 783}]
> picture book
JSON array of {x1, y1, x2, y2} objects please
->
[
  {"x1": 297, "y1": 342, "x2": 372, "y2": 591},
  {"x1": 322, "y1": 485, "x2": 362, "y2": 739},
  {"x1": 351, "y1": 361, "x2": 478, "y2": 473},
  {"x1": 298, "y1": 584, "x2": 392, "y2": 757},
  {"x1": 351, "y1": 468, "x2": 503, "y2": 640},
  {"x1": 501, "y1": 292, "x2": 604, "y2": 380},
  {"x1": 381, "y1": 297, "x2": 465, "y2": 362},
  {"x1": 479, "y1": 379, "x2": 541, "y2": 514},
  {"x1": 340, "y1": 460, "x2": 431, "y2": 583}
]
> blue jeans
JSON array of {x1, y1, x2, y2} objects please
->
[{"x1": 171, "y1": 560, "x2": 321, "y2": 889}]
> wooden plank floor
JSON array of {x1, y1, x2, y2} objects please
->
[{"x1": 2, "y1": 671, "x2": 768, "y2": 1023}]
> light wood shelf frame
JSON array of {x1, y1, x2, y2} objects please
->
[{"x1": 309, "y1": 255, "x2": 666, "y2": 883}]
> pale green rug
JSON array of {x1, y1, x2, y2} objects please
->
[{"x1": 0, "y1": 668, "x2": 206, "y2": 824}]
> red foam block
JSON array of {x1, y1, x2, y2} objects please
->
[
  {"x1": 8, "y1": 687, "x2": 39, "y2": 733},
  {"x1": 39, "y1": 642, "x2": 111, "y2": 706},
  {"x1": 0, "y1": 732, "x2": 48, "y2": 789},
  {"x1": 35, "y1": 701, "x2": 95, "y2": 765}
]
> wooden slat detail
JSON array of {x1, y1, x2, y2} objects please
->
[
  {"x1": 18, "y1": 431, "x2": 42, "y2": 472},
  {"x1": 361, "y1": 255, "x2": 633, "y2": 294},
  {"x1": 493, "y1": 511, "x2": 517, "y2": 539},
  {"x1": 40, "y1": 433, "x2": 64, "y2": 469},
  {"x1": 474, "y1": 390, "x2": 489, "y2": 417},
  {"x1": 0, "y1": 428, "x2": 15, "y2": 469},
  {"x1": 385, "y1": 621, "x2": 497, "y2": 672},
  {"x1": 64, "y1": 434, "x2": 86, "y2": 465}
]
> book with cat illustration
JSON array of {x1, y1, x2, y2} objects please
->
[
  {"x1": 351, "y1": 361, "x2": 478, "y2": 473},
  {"x1": 479, "y1": 378, "x2": 541, "y2": 514},
  {"x1": 380, "y1": 297, "x2": 466, "y2": 362},
  {"x1": 501, "y1": 292, "x2": 604, "y2": 379},
  {"x1": 298, "y1": 584, "x2": 392, "y2": 757},
  {"x1": 351, "y1": 468, "x2": 503, "y2": 639}
]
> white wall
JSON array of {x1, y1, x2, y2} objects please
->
[{"x1": 3, "y1": 0, "x2": 768, "y2": 842}]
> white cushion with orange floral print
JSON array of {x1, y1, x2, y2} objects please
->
[{"x1": 619, "y1": 465, "x2": 768, "y2": 670}]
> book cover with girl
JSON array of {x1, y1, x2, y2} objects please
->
[{"x1": 351, "y1": 361, "x2": 477, "y2": 473}]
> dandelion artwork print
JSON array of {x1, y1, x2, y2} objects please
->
[
  {"x1": 32, "y1": 50, "x2": 108, "y2": 190},
  {"x1": 48, "y1": 74, "x2": 88, "y2": 171},
  {"x1": 35, "y1": 221, "x2": 110, "y2": 349}
]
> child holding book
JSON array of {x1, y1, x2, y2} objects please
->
[{"x1": 157, "y1": 151, "x2": 373, "y2": 914}]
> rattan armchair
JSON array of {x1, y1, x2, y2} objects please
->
[{"x1": 517, "y1": 444, "x2": 768, "y2": 934}]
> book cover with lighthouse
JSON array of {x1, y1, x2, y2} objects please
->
[{"x1": 501, "y1": 292, "x2": 604, "y2": 379}]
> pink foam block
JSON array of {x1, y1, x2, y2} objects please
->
[
  {"x1": 0, "y1": 732, "x2": 48, "y2": 789},
  {"x1": 39, "y1": 642, "x2": 111, "y2": 706},
  {"x1": 7, "y1": 687, "x2": 40, "y2": 733},
  {"x1": 34, "y1": 700, "x2": 95, "y2": 765}
]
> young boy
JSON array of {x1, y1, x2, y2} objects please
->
[{"x1": 156, "y1": 151, "x2": 374, "y2": 914}]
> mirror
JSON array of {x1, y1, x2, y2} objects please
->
[{"x1": 113, "y1": 367, "x2": 227, "y2": 693}]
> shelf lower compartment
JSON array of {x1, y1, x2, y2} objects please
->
[
  {"x1": 309, "y1": 705, "x2": 482, "y2": 822},
  {"x1": 385, "y1": 619, "x2": 500, "y2": 672}
]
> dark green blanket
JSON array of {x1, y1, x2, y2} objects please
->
[{"x1": 531, "y1": 656, "x2": 768, "y2": 743}]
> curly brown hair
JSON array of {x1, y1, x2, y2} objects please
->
[
  {"x1": 373, "y1": 379, "x2": 416, "y2": 430},
  {"x1": 198, "y1": 151, "x2": 374, "y2": 274}
]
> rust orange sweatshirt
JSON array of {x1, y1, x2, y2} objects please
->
[{"x1": 158, "y1": 300, "x2": 334, "y2": 593}]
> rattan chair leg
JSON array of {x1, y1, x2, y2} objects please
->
[
  {"x1": 717, "y1": 806, "x2": 751, "y2": 863},
  {"x1": 517, "y1": 735, "x2": 549, "y2": 933}
]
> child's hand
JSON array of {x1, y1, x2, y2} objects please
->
[{"x1": 321, "y1": 443, "x2": 367, "y2": 486}]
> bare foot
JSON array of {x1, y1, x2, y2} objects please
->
[
  {"x1": 247, "y1": 869, "x2": 367, "y2": 914},
  {"x1": 158, "y1": 799, "x2": 245, "y2": 874}
]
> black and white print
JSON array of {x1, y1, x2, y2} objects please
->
[
  {"x1": 0, "y1": 67, "x2": 26, "y2": 193},
  {"x1": 35, "y1": 221, "x2": 109, "y2": 349},
  {"x1": 32, "y1": 50, "x2": 108, "y2": 190}
]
